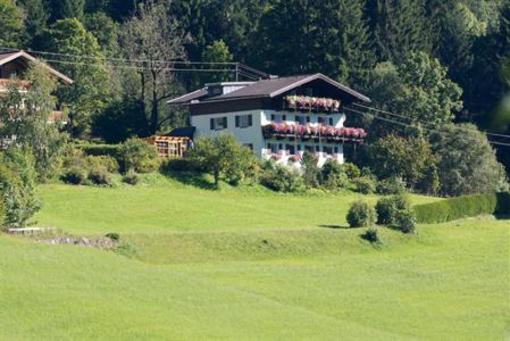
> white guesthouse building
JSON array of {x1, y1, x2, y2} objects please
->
[{"x1": 168, "y1": 74, "x2": 370, "y2": 167}]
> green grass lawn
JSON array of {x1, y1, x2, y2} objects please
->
[
  {"x1": 2, "y1": 181, "x2": 508, "y2": 339},
  {"x1": 34, "y1": 178, "x2": 439, "y2": 235}
]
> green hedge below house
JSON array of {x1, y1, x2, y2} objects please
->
[
  {"x1": 414, "y1": 193, "x2": 499, "y2": 224},
  {"x1": 78, "y1": 143, "x2": 122, "y2": 159}
]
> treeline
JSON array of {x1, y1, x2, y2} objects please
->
[{"x1": 0, "y1": 0, "x2": 509, "y2": 173}]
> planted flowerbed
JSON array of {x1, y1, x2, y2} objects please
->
[
  {"x1": 262, "y1": 123, "x2": 367, "y2": 142},
  {"x1": 285, "y1": 95, "x2": 341, "y2": 112}
]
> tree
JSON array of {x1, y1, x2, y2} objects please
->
[
  {"x1": 46, "y1": 0, "x2": 85, "y2": 20},
  {"x1": 83, "y1": 11, "x2": 119, "y2": 56},
  {"x1": 367, "y1": 52, "x2": 463, "y2": 131},
  {"x1": 301, "y1": 151, "x2": 319, "y2": 188},
  {"x1": 0, "y1": 64, "x2": 67, "y2": 180},
  {"x1": 120, "y1": 0, "x2": 187, "y2": 135},
  {"x1": 0, "y1": 148, "x2": 41, "y2": 228},
  {"x1": 368, "y1": 0, "x2": 432, "y2": 62},
  {"x1": 188, "y1": 134, "x2": 258, "y2": 186},
  {"x1": 0, "y1": 0, "x2": 25, "y2": 48},
  {"x1": 430, "y1": 124, "x2": 509, "y2": 196},
  {"x1": 369, "y1": 135, "x2": 439, "y2": 193},
  {"x1": 45, "y1": 18, "x2": 111, "y2": 137},
  {"x1": 200, "y1": 40, "x2": 234, "y2": 83},
  {"x1": 19, "y1": 0, "x2": 48, "y2": 49}
]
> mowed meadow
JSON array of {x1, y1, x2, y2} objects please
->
[{"x1": 1, "y1": 178, "x2": 508, "y2": 340}]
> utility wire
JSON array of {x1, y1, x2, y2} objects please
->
[
  {"x1": 344, "y1": 106, "x2": 510, "y2": 148},
  {"x1": 353, "y1": 102, "x2": 510, "y2": 141}
]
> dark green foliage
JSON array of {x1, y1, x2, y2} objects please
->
[
  {"x1": 0, "y1": 148, "x2": 41, "y2": 228},
  {"x1": 393, "y1": 209, "x2": 417, "y2": 234},
  {"x1": 122, "y1": 171, "x2": 140, "y2": 186},
  {"x1": 160, "y1": 158, "x2": 199, "y2": 173},
  {"x1": 79, "y1": 143, "x2": 121, "y2": 159},
  {"x1": 353, "y1": 176, "x2": 376, "y2": 194},
  {"x1": 376, "y1": 177, "x2": 406, "y2": 195},
  {"x1": 260, "y1": 163, "x2": 305, "y2": 193},
  {"x1": 375, "y1": 195, "x2": 410, "y2": 225},
  {"x1": 0, "y1": 189, "x2": 5, "y2": 228},
  {"x1": 87, "y1": 167, "x2": 112, "y2": 186},
  {"x1": 119, "y1": 138, "x2": 159, "y2": 174},
  {"x1": 61, "y1": 167, "x2": 87, "y2": 185},
  {"x1": 496, "y1": 192, "x2": 510, "y2": 216},
  {"x1": 347, "y1": 200, "x2": 376, "y2": 228},
  {"x1": 361, "y1": 227, "x2": 380, "y2": 244},
  {"x1": 413, "y1": 193, "x2": 499, "y2": 224},
  {"x1": 0, "y1": 0, "x2": 25, "y2": 48},
  {"x1": 105, "y1": 232, "x2": 120, "y2": 241},
  {"x1": 188, "y1": 135, "x2": 259, "y2": 186},
  {"x1": 301, "y1": 151, "x2": 320, "y2": 188},
  {"x1": 341, "y1": 163, "x2": 361, "y2": 179},
  {"x1": 320, "y1": 160, "x2": 350, "y2": 190},
  {"x1": 85, "y1": 155, "x2": 119, "y2": 173}
]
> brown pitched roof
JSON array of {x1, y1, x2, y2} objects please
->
[
  {"x1": 0, "y1": 50, "x2": 73, "y2": 85},
  {"x1": 168, "y1": 73, "x2": 370, "y2": 105}
]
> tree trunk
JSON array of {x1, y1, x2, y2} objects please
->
[{"x1": 150, "y1": 68, "x2": 159, "y2": 135}]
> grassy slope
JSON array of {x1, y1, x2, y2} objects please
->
[
  {"x1": 4, "y1": 182, "x2": 507, "y2": 339},
  {"x1": 1, "y1": 219, "x2": 508, "y2": 340},
  {"x1": 35, "y1": 179, "x2": 439, "y2": 235}
]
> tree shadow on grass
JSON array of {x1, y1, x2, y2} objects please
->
[
  {"x1": 161, "y1": 170, "x2": 218, "y2": 191},
  {"x1": 318, "y1": 224, "x2": 351, "y2": 230}
]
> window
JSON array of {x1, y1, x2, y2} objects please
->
[
  {"x1": 235, "y1": 114, "x2": 253, "y2": 128},
  {"x1": 318, "y1": 117, "x2": 325, "y2": 124},
  {"x1": 286, "y1": 144, "x2": 295, "y2": 154},
  {"x1": 267, "y1": 143, "x2": 278, "y2": 153},
  {"x1": 244, "y1": 143, "x2": 254, "y2": 151},
  {"x1": 270, "y1": 114, "x2": 286, "y2": 123},
  {"x1": 210, "y1": 116, "x2": 228, "y2": 130},
  {"x1": 305, "y1": 87, "x2": 313, "y2": 97},
  {"x1": 295, "y1": 115, "x2": 304, "y2": 124},
  {"x1": 323, "y1": 146, "x2": 333, "y2": 154},
  {"x1": 315, "y1": 145, "x2": 320, "y2": 152},
  {"x1": 329, "y1": 117, "x2": 334, "y2": 126}
]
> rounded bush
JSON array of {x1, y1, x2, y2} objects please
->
[
  {"x1": 88, "y1": 168, "x2": 113, "y2": 186},
  {"x1": 394, "y1": 209, "x2": 417, "y2": 234},
  {"x1": 122, "y1": 171, "x2": 140, "y2": 185},
  {"x1": 86, "y1": 155, "x2": 119, "y2": 173},
  {"x1": 347, "y1": 200, "x2": 376, "y2": 228},
  {"x1": 119, "y1": 138, "x2": 159, "y2": 173},
  {"x1": 61, "y1": 167, "x2": 87, "y2": 185},
  {"x1": 353, "y1": 176, "x2": 377, "y2": 194},
  {"x1": 341, "y1": 162, "x2": 361, "y2": 179},
  {"x1": 375, "y1": 195, "x2": 410, "y2": 225},
  {"x1": 361, "y1": 227, "x2": 380, "y2": 243},
  {"x1": 260, "y1": 164, "x2": 305, "y2": 193}
]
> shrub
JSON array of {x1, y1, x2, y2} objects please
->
[
  {"x1": 376, "y1": 177, "x2": 406, "y2": 195},
  {"x1": 320, "y1": 160, "x2": 350, "y2": 190},
  {"x1": 122, "y1": 171, "x2": 140, "y2": 185},
  {"x1": 361, "y1": 227, "x2": 380, "y2": 243},
  {"x1": 119, "y1": 138, "x2": 159, "y2": 173},
  {"x1": 105, "y1": 232, "x2": 120, "y2": 241},
  {"x1": 0, "y1": 190, "x2": 5, "y2": 229},
  {"x1": 341, "y1": 162, "x2": 361, "y2": 179},
  {"x1": 413, "y1": 193, "x2": 498, "y2": 224},
  {"x1": 375, "y1": 195, "x2": 411, "y2": 225},
  {"x1": 188, "y1": 134, "x2": 259, "y2": 186},
  {"x1": 79, "y1": 143, "x2": 122, "y2": 159},
  {"x1": 88, "y1": 167, "x2": 113, "y2": 186},
  {"x1": 347, "y1": 200, "x2": 376, "y2": 228},
  {"x1": 61, "y1": 167, "x2": 87, "y2": 185},
  {"x1": 160, "y1": 158, "x2": 199, "y2": 173},
  {"x1": 86, "y1": 155, "x2": 119, "y2": 173},
  {"x1": 260, "y1": 164, "x2": 305, "y2": 193},
  {"x1": 0, "y1": 148, "x2": 41, "y2": 228},
  {"x1": 353, "y1": 176, "x2": 376, "y2": 194},
  {"x1": 393, "y1": 209, "x2": 417, "y2": 234},
  {"x1": 301, "y1": 151, "x2": 320, "y2": 188}
]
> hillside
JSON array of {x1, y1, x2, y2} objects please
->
[{"x1": 0, "y1": 182, "x2": 505, "y2": 339}]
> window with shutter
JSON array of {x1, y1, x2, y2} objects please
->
[
  {"x1": 210, "y1": 118, "x2": 215, "y2": 130},
  {"x1": 235, "y1": 116, "x2": 240, "y2": 127}
]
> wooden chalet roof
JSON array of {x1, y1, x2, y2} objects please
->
[
  {"x1": 0, "y1": 50, "x2": 73, "y2": 85},
  {"x1": 168, "y1": 73, "x2": 371, "y2": 106}
]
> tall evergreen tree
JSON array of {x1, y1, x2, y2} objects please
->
[
  {"x1": 368, "y1": 0, "x2": 432, "y2": 62},
  {"x1": 19, "y1": 0, "x2": 48, "y2": 49},
  {"x1": 0, "y1": 0, "x2": 25, "y2": 48}
]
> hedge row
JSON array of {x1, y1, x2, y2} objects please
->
[
  {"x1": 78, "y1": 143, "x2": 122, "y2": 159},
  {"x1": 414, "y1": 192, "x2": 510, "y2": 224}
]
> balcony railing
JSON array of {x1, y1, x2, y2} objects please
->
[
  {"x1": 262, "y1": 123, "x2": 366, "y2": 143},
  {"x1": 284, "y1": 95, "x2": 341, "y2": 113}
]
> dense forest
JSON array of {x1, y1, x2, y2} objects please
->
[{"x1": 1, "y1": 0, "x2": 509, "y2": 178}]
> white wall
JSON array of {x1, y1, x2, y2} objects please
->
[{"x1": 191, "y1": 110, "x2": 266, "y2": 158}]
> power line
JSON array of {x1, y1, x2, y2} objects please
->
[
  {"x1": 353, "y1": 102, "x2": 510, "y2": 141},
  {"x1": 344, "y1": 106, "x2": 510, "y2": 148}
]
